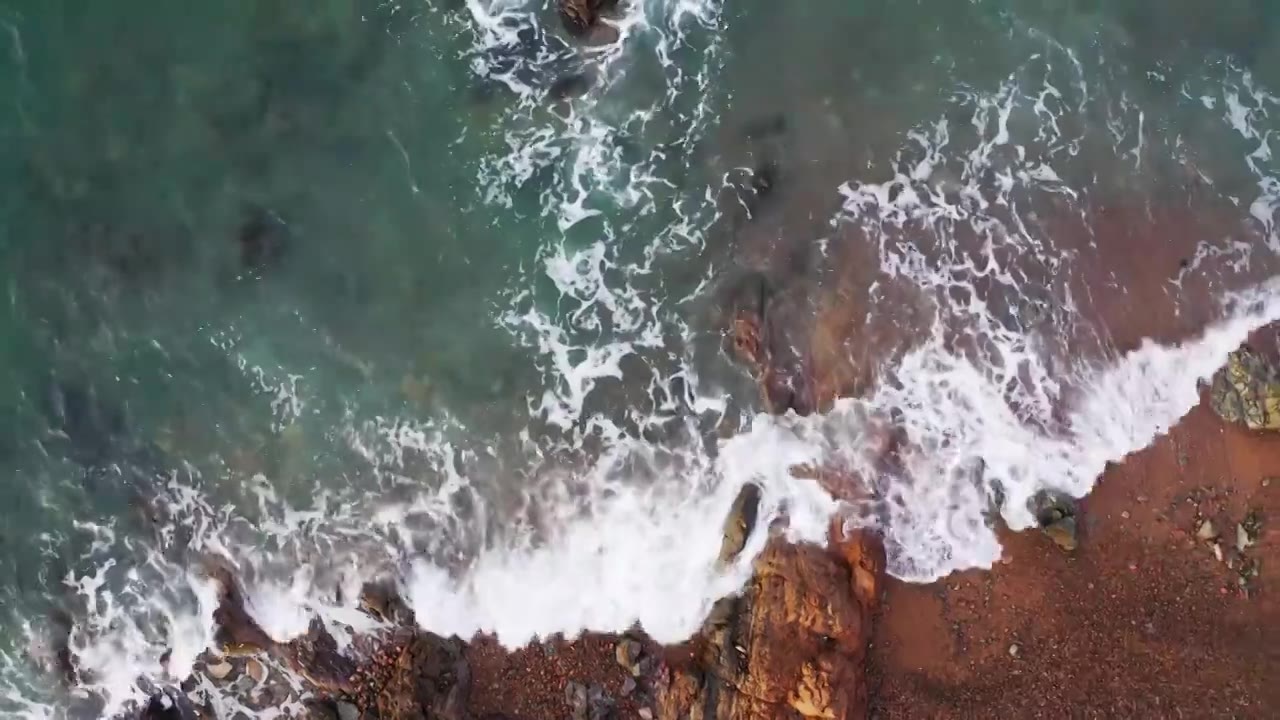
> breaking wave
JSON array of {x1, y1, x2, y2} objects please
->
[{"x1": 3, "y1": 2, "x2": 1280, "y2": 717}]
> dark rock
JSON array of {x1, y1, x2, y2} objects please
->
[
  {"x1": 749, "y1": 160, "x2": 779, "y2": 198},
  {"x1": 614, "y1": 639, "x2": 641, "y2": 673},
  {"x1": 358, "y1": 580, "x2": 415, "y2": 626},
  {"x1": 547, "y1": 72, "x2": 593, "y2": 101},
  {"x1": 720, "y1": 482, "x2": 762, "y2": 565},
  {"x1": 301, "y1": 699, "x2": 341, "y2": 720},
  {"x1": 205, "y1": 559, "x2": 277, "y2": 656},
  {"x1": 586, "y1": 684, "x2": 615, "y2": 720},
  {"x1": 1031, "y1": 490, "x2": 1079, "y2": 552},
  {"x1": 558, "y1": 0, "x2": 618, "y2": 36},
  {"x1": 236, "y1": 206, "x2": 291, "y2": 275},
  {"x1": 137, "y1": 689, "x2": 197, "y2": 720},
  {"x1": 740, "y1": 114, "x2": 788, "y2": 140},
  {"x1": 565, "y1": 680, "x2": 589, "y2": 719}
]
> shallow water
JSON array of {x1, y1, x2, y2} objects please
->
[{"x1": 1, "y1": 0, "x2": 1279, "y2": 716}]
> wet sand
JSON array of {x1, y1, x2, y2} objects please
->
[
  {"x1": 869, "y1": 395, "x2": 1280, "y2": 719},
  {"x1": 441, "y1": 390, "x2": 1278, "y2": 720}
]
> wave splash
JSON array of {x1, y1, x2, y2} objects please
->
[{"x1": 3, "y1": 4, "x2": 1280, "y2": 718}]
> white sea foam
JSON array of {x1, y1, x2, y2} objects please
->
[{"x1": 8, "y1": 8, "x2": 1280, "y2": 720}]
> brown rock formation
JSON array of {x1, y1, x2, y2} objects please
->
[
  {"x1": 655, "y1": 509, "x2": 885, "y2": 720},
  {"x1": 1210, "y1": 345, "x2": 1280, "y2": 431},
  {"x1": 189, "y1": 483, "x2": 885, "y2": 720}
]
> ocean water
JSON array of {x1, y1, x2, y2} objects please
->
[{"x1": 1, "y1": 0, "x2": 1279, "y2": 716}]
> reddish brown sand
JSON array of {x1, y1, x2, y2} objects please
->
[
  {"x1": 467, "y1": 633, "x2": 658, "y2": 719},
  {"x1": 869, "y1": 397, "x2": 1280, "y2": 719},
  {"x1": 454, "y1": 399, "x2": 1278, "y2": 720}
]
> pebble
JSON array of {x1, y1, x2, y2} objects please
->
[
  {"x1": 205, "y1": 660, "x2": 233, "y2": 680},
  {"x1": 1196, "y1": 520, "x2": 1217, "y2": 540},
  {"x1": 638, "y1": 709, "x2": 654, "y2": 720},
  {"x1": 1237, "y1": 524, "x2": 1253, "y2": 550},
  {"x1": 1121, "y1": 511, "x2": 1130, "y2": 519},
  {"x1": 1008, "y1": 644, "x2": 1019, "y2": 658},
  {"x1": 336, "y1": 701, "x2": 360, "y2": 720},
  {"x1": 621, "y1": 676, "x2": 637, "y2": 697},
  {"x1": 1212, "y1": 543, "x2": 1224, "y2": 562},
  {"x1": 245, "y1": 658, "x2": 267, "y2": 683}
]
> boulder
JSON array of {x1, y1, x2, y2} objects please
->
[
  {"x1": 1210, "y1": 346, "x2": 1280, "y2": 430},
  {"x1": 656, "y1": 526, "x2": 885, "y2": 720},
  {"x1": 558, "y1": 0, "x2": 618, "y2": 37}
]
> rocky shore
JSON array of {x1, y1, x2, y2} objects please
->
[{"x1": 122, "y1": 336, "x2": 1277, "y2": 720}]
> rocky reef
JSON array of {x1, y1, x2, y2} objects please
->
[
  {"x1": 116, "y1": 326, "x2": 1280, "y2": 720},
  {"x1": 162, "y1": 485, "x2": 885, "y2": 720}
]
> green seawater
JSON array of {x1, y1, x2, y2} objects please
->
[{"x1": 0, "y1": 1, "x2": 1278, "y2": 716}]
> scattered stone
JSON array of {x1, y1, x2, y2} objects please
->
[
  {"x1": 1212, "y1": 543, "x2": 1225, "y2": 562},
  {"x1": 1209, "y1": 346, "x2": 1280, "y2": 430},
  {"x1": 1237, "y1": 523, "x2": 1254, "y2": 550},
  {"x1": 558, "y1": 0, "x2": 617, "y2": 36},
  {"x1": 565, "y1": 680, "x2": 588, "y2": 713},
  {"x1": 638, "y1": 709, "x2": 654, "y2": 720},
  {"x1": 548, "y1": 72, "x2": 593, "y2": 102},
  {"x1": 358, "y1": 580, "x2": 414, "y2": 626},
  {"x1": 301, "y1": 699, "x2": 340, "y2": 720},
  {"x1": 335, "y1": 701, "x2": 360, "y2": 720},
  {"x1": 1009, "y1": 644, "x2": 1020, "y2": 658},
  {"x1": 1241, "y1": 510, "x2": 1263, "y2": 542},
  {"x1": 621, "y1": 676, "x2": 637, "y2": 697},
  {"x1": 614, "y1": 639, "x2": 642, "y2": 673},
  {"x1": 1196, "y1": 520, "x2": 1217, "y2": 541},
  {"x1": 245, "y1": 658, "x2": 267, "y2": 684},
  {"x1": 1121, "y1": 511, "x2": 1130, "y2": 519},
  {"x1": 205, "y1": 660, "x2": 233, "y2": 680},
  {"x1": 1031, "y1": 490, "x2": 1079, "y2": 552}
]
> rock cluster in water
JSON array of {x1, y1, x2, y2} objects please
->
[{"x1": 162, "y1": 483, "x2": 885, "y2": 720}]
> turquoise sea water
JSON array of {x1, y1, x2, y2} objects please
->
[{"x1": 1, "y1": 1, "x2": 1279, "y2": 716}]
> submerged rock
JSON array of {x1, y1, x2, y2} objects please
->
[
  {"x1": 189, "y1": 511, "x2": 882, "y2": 720},
  {"x1": 719, "y1": 482, "x2": 762, "y2": 565},
  {"x1": 722, "y1": 271, "x2": 818, "y2": 416},
  {"x1": 1210, "y1": 346, "x2": 1280, "y2": 430},
  {"x1": 558, "y1": 0, "x2": 619, "y2": 37}
]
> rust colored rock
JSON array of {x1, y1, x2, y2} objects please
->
[
  {"x1": 203, "y1": 560, "x2": 278, "y2": 657},
  {"x1": 373, "y1": 634, "x2": 471, "y2": 720},
  {"x1": 657, "y1": 532, "x2": 885, "y2": 720},
  {"x1": 558, "y1": 0, "x2": 618, "y2": 37}
]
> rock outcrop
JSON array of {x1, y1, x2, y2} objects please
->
[
  {"x1": 654, "y1": 483, "x2": 885, "y2": 720},
  {"x1": 1210, "y1": 346, "x2": 1280, "y2": 430},
  {"x1": 181, "y1": 480, "x2": 885, "y2": 720},
  {"x1": 558, "y1": 0, "x2": 618, "y2": 37}
]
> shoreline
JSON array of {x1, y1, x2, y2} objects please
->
[{"x1": 150, "y1": 344, "x2": 1278, "y2": 719}]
